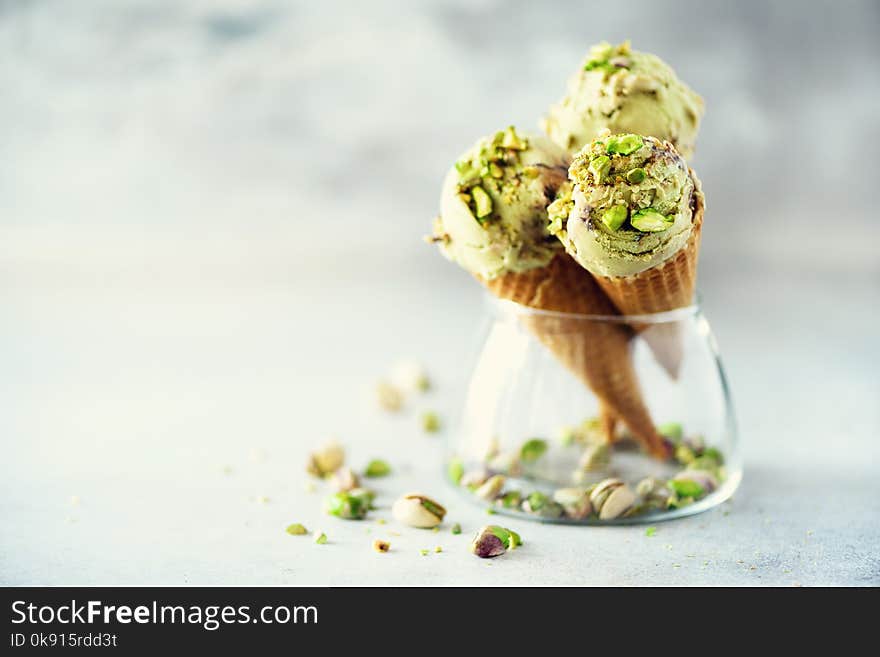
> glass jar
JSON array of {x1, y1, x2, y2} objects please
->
[{"x1": 446, "y1": 296, "x2": 741, "y2": 524}]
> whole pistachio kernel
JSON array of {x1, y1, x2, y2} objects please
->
[
  {"x1": 626, "y1": 167, "x2": 646, "y2": 184},
  {"x1": 589, "y1": 155, "x2": 611, "y2": 183},
  {"x1": 601, "y1": 204, "x2": 628, "y2": 231},
  {"x1": 606, "y1": 134, "x2": 644, "y2": 155},
  {"x1": 630, "y1": 208, "x2": 673, "y2": 232}
]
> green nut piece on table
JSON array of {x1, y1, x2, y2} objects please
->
[
  {"x1": 285, "y1": 523, "x2": 308, "y2": 536},
  {"x1": 315, "y1": 532, "x2": 328, "y2": 545},
  {"x1": 421, "y1": 411, "x2": 441, "y2": 433},
  {"x1": 519, "y1": 438, "x2": 548, "y2": 463},
  {"x1": 470, "y1": 525, "x2": 522, "y2": 558},
  {"x1": 364, "y1": 459, "x2": 391, "y2": 478},
  {"x1": 325, "y1": 488, "x2": 374, "y2": 520},
  {"x1": 451, "y1": 523, "x2": 462, "y2": 535},
  {"x1": 589, "y1": 478, "x2": 637, "y2": 520},
  {"x1": 392, "y1": 493, "x2": 447, "y2": 528}
]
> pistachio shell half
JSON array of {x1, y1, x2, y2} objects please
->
[{"x1": 392, "y1": 493, "x2": 447, "y2": 528}]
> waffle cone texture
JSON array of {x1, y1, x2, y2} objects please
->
[
  {"x1": 594, "y1": 176, "x2": 705, "y2": 378},
  {"x1": 481, "y1": 254, "x2": 667, "y2": 458}
]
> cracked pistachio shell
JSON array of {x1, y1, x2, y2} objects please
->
[
  {"x1": 589, "y1": 477, "x2": 624, "y2": 510},
  {"x1": 599, "y1": 484, "x2": 636, "y2": 520},
  {"x1": 392, "y1": 493, "x2": 446, "y2": 528},
  {"x1": 332, "y1": 466, "x2": 360, "y2": 492},
  {"x1": 460, "y1": 469, "x2": 490, "y2": 489},
  {"x1": 306, "y1": 441, "x2": 345, "y2": 478},
  {"x1": 553, "y1": 488, "x2": 592, "y2": 519},
  {"x1": 475, "y1": 475, "x2": 506, "y2": 501}
]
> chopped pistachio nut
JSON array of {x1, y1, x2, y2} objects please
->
[
  {"x1": 332, "y1": 466, "x2": 360, "y2": 492},
  {"x1": 375, "y1": 381, "x2": 403, "y2": 412},
  {"x1": 373, "y1": 539, "x2": 391, "y2": 553},
  {"x1": 364, "y1": 459, "x2": 391, "y2": 478},
  {"x1": 606, "y1": 133, "x2": 643, "y2": 155},
  {"x1": 420, "y1": 549, "x2": 430, "y2": 556},
  {"x1": 630, "y1": 208, "x2": 673, "y2": 232},
  {"x1": 435, "y1": 546, "x2": 443, "y2": 553},
  {"x1": 470, "y1": 525, "x2": 521, "y2": 558},
  {"x1": 626, "y1": 167, "x2": 646, "y2": 184},
  {"x1": 286, "y1": 523, "x2": 308, "y2": 536},
  {"x1": 392, "y1": 493, "x2": 447, "y2": 528},
  {"x1": 645, "y1": 526, "x2": 657, "y2": 537},
  {"x1": 421, "y1": 411, "x2": 441, "y2": 433},
  {"x1": 601, "y1": 204, "x2": 628, "y2": 231},
  {"x1": 447, "y1": 457, "x2": 464, "y2": 485},
  {"x1": 475, "y1": 474, "x2": 506, "y2": 501},
  {"x1": 471, "y1": 186, "x2": 493, "y2": 220},
  {"x1": 315, "y1": 532, "x2": 328, "y2": 545},
  {"x1": 589, "y1": 155, "x2": 611, "y2": 183},
  {"x1": 519, "y1": 438, "x2": 548, "y2": 463},
  {"x1": 306, "y1": 441, "x2": 345, "y2": 478},
  {"x1": 325, "y1": 489, "x2": 372, "y2": 520},
  {"x1": 451, "y1": 523, "x2": 462, "y2": 535},
  {"x1": 521, "y1": 492, "x2": 564, "y2": 518}
]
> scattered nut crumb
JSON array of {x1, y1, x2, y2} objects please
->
[
  {"x1": 315, "y1": 532, "x2": 328, "y2": 545},
  {"x1": 645, "y1": 526, "x2": 656, "y2": 537},
  {"x1": 434, "y1": 546, "x2": 442, "y2": 553},
  {"x1": 451, "y1": 523, "x2": 462, "y2": 535},
  {"x1": 422, "y1": 411, "x2": 441, "y2": 433},
  {"x1": 376, "y1": 381, "x2": 403, "y2": 412},
  {"x1": 420, "y1": 549, "x2": 429, "y2": 556},
  {"x1": 373, "y1": 539, "x2": 390, "y2": 553},
  {"x1": 286, "y1": 523, "x2": 308, "y2": 536}
]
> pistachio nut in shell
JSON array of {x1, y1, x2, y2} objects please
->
[
  {"x1": 672, "y1": 470, "x2": 718, "y2": 496},
  {"x1": 589, "y1": 478, "x2": 624, "y2": 510},
  {"x1": 598, "y1": 484, "x2": 636, "y2": 519},
  {"x1": 392, "y1": 493, "x2": 446, "y2": 528},
  {"x1": 306, "y1": 441, "x2": 345, "y2": 478},
  {"x1": 553, "y1": 487, "x2": 592, "y2": 519},
  {"x1": 474, "y1": 474, "x2": 506, "y2": 501}
]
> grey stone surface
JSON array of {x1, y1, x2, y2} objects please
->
[{"x1": 1, "y1": 0, "x2": 878, "y2": 585}]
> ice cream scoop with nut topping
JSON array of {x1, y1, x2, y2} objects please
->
[
  {"x1": 549, "y1": 133, "x2": 700, "y2": 278},
  {"x1": 430, "y1": 126, "x2": 570, "y2": 280},
  {"x1": 542, "y1": 41, "x2": 703, "y2": 157},
  {"x1": 391, "y1": 493, "x2": 446, "y2": 528}
]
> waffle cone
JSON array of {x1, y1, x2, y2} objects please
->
[
  {"x1": 481, "y1": 254, "x2": 667, "y2": 458},
  {"x1": 594, "y1": 180, "x2": 705, "y2": 378}
]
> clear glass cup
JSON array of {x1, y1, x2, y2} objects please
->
[{"x1": 446, "y1": 295, "x2": 741, "y2": 524}]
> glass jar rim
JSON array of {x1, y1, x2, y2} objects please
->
[{"x1": 486, "y1": 294, "x2": 701, "y2": 324}]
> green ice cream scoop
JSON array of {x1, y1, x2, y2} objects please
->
[
  {"x1": 431, "y1": 126, "x2": 570, "y2": 280},
  {"x1": 550, "y1": 133, "x2": 700, "y2": 278},
  {"x1": 542, "y1": 41, "x2": 704, "y2": 158}
]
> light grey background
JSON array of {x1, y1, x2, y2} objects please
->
[{"x1": 1, "y1": 0, "x2": 878, "y2": 585}]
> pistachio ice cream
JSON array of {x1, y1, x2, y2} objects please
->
[
  {"x1": 542, "y1": 41, "x2": 704, "y2": 157},
  {"x1": 549, "y1": 133, "x2": 699, "y2": 278},
  {"x1": 432, "y1": 126, "x2": 569, "y2": 280}
]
